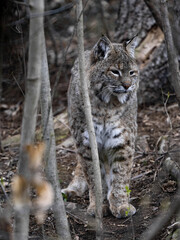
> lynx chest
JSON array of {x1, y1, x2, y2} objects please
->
[{"x1": 82, "y1": 104, "x2": 132, "y2": 154}]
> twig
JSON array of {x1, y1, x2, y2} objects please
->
[
  {"x1": 57, "y1": 119, "x2": 71, "y2": 131},
  {"x1": 56, "y1": 147, "x2": 76, "y2": 154},
  {"x1": 8, "y1": 3, "x2": 74, "y2": 26},
  {"x1": 168, "y1": 222, "x2": 180, "y2": 230},
  {"x1": 153, "y1": 155, "x2": 164, "y2": 182},
  {"x1": 53, "y1": 106, "x2": 66, "y2": 116},
  {"x1": 131, "y1": 170, "x2": 153, "y2": 181},
  {"x1": 66, "y1": 210, "x2": 88, "y2": 225},
  {"x1": 0, "y1": 182, "x2": 10, "y2": 202},
  {"x1": 163, "y1": 92, "x2": 173, "y2": 130},
  {"x1": 12, "y1": 73, "x2": 25, "y2": 97},
  {"x1": 11, "y1": 0, "x2": 29, "y2": 6}
]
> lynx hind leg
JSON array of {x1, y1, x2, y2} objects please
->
[
  {"x1": 108, "y1": 160, "x2": 136, "y2": 218},
  {"x1": 62, "y1": 158, "x2": 88, "y2": 198}
]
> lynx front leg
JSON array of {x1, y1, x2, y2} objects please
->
[{"x1": 107, "y1": 158, "x2": 136, "y2": 218}]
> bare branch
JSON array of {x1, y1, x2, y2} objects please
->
[
  {"x1": 12, "y1": 0, "x2": 29, "y2": 7},
  {"x1": 0, "y1": 181, "x2": 10, "y2": 202},
  {"x1": 13, "y1": 0, "x2": 44, "y2": 239},
  {"x1": 40, "y1": 34, "x2": 72, "y2": 240},
  {"x1": 76, "y1": 0, "x2": 103, "y2": 239},
  {"x1": 8, "y1": 3, "x2": 74, "y2": 27}
]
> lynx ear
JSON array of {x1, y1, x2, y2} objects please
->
[
  {"x1": 125, "y1": 36, "x2": 138, "y2": 58},
  {"x1": 91, "y1": 36, "x2": 112, "y2": 63}
]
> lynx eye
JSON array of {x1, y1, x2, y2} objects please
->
[
  {"x1": 110, "y1": 68, "x2": 121, "y2": 77},
  {"x1": 111, "y1": 69, "x2": 119, "y2": 75},
  {"x1": 129, "y1": 70, "x2": 136, "y2": 76}
]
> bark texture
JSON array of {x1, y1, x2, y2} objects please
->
[
  {"x1": 14, "y1": 1, "x2": 44, "y2": 239},
  {"x1": 144, "y1": 0, "x2": 180, "y2": 55},
  {"x1": 160, "y1": 0, "x2": 180, "y2": 107},
  {"x1": 76, "y1": 0, "x2": 103, "y2": 239},
  {"x1": 169, "y1": 0, "x2": 180, "y2": 55},
  {"x1": 40, "y1": 37, "x2": 71, "y2": 240}
]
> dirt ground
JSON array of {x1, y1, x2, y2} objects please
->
[
  {"x1": 1, "y1": 1, "x2": 180, "y2": 239},
  {"x1": 57, "y1": 102, "x2": 180, "y2": 240},
  {"x1": 1, "y1": 86, "x2": 180, "y2": 239}
]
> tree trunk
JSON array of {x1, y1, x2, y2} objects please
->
[
  {"x1": 169, "y1": 0, "x2": 180, "y2": 55},
  {"x1": 159, "y1": 0, "x2": 180, "y2": 107},
  {"x1": 145, "y1": 0, "x2": 180, "y2": 55},
  {"x1": 76, "y1": 0, "x2": 103, "y2": 239},
  {"x1": 13, "y1": 1, "x2": 44, "y2": 239},
  {"x1": 0, "y1": 12, "x2": 4, "y2": 152},
  {"x1": 114, "y1": 0, "x2": 178, "y2": 105},
  {"x1": 0, "y1": 20, "x2": 3, "y2": 103},
  {"x1": 40, "y1": 35, "x2": 71, "y2": 240}
]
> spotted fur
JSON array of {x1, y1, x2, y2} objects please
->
[{"x1": 62, "y1": 36, "x2": 139, "y2": 218}]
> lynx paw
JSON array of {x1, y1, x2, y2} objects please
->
[
  {"x1": 61, "y1": 188, "x2": 77, "y2": 198},
  {"x1": 110, "y1": 203, "x2": 136, "y2": 218},
  {"x1": 62, "y1": 177, "x2": 87, "y2": 198}
]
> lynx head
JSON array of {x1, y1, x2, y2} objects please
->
[{"x1": 90, "y1": 36, "x2": 139, "y2": 104}]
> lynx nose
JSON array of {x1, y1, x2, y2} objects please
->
[
  {"x1": 123, "y1": 84, "x2": 130, "y2": 90},
  {"x1": 122, "y1": 80, "x2": 131, "y2": 90}
]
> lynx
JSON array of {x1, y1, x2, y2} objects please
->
[{"x1": 62, "y1": 36, "x2": 139, "y2": 218}]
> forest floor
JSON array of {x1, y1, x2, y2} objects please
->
[
  {"x1": 1, "y1": 1, "x2": 180, "y2": 239},
  {"x1": 57, "y1": 102, "x2": 180, "y2": 240},
  {"x1": 1, "y1": 88, "x2": 180, "y2": 239}
]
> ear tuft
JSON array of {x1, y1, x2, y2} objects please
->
[
  {"x1": 125, "y1": 36, "x2": 138, "y2": 58},
  {"x1": 91, "y1": 36, "x2": 112, "y2": 63}
]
